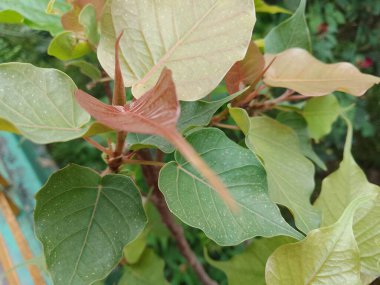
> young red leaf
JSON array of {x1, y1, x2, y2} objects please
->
[{"x1": 225, "y1": 41, "x2": 265, "y2": 94}]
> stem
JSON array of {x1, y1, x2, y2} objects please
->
[
  {"x1": 122, "y1": 158, "x2": 165, "y2": 167},
  {"x1": 211, "y1": 122, "x2": 240, "y2": 131},
  {"x1": 83, "y1": 137, "x2": 112, "y2": 155}
]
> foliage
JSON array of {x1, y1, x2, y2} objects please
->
[{"x1": 0, "y1": 0, "x2": 380, "y2": 285}]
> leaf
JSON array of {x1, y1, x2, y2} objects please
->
[
  {"x1": 264, "y1": 48, "x2": 380, "y2": 96},
  {"x1": 230, "y1": 108, "x2": 320, "y2": 233},
  {"x1": 264, "y1": 0, "x2": 311, "y2": 53},
  {"x1": 276, "y1": 111, "x2": 326, "y2": 170},
  {"x1": 206, "y1": 236, "x2": 295, "y2": 285},
  {"x1": 119, "y1": 249, "x2": 169, "y2": 285},
  {"x1": 66, "y1": 60, "x2": 102, "y2": 81},
  {"x1": 265, "y1": 196, "x2": 371, "y2": 285},
  {"x1": 123, "y1": 230, "x2": 147, "y2": 264},
  {"x1": 159, "y1": 128, "x2": 303, "y2": 246},
  {"x1": 302, "y1": 95, "x2": 341, "y2": 141},
  {"x1": 0, "y1": 118, "x2": 20, "y2": 134},
  {"x1": 0, "y1": 10, "x2": 24, "y2": 24},
  {"x1": 48, "y1": 31, "x2": 92, "y2": 61},
  {"x1": 225, "y1": 41, "x2": 265, "y2": 94},
  {"x1": 0, "y1": 63, "x2": 91, "y2": 144},
  {"x1": 127, "y1": 90, "x2": 245, "y2": 153},
  {"x1": 79, "y1": 4, "x2": 100, "y2": 45},
  {"x1": 315, "y1": 118, "x2": 380, "y2": 277},
  {"x1": 254, "y1": 0, "x2": 291, "y2": 14},
  {"x1": 0, "y1": 0, "x2": 69, "y2": 35},
  {"x1": 98, "y1": 0, "x2": 256, "y2": 101},
  {"x1": 34, "y1": 164, "x2": 147, "y2": 285}
]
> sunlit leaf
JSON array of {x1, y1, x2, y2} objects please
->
[
  {"x1": 230, "y1": 108, "x2": 320, "y2": 233},
  {"x1": 98, "y1": 0, "x2": 256, "y2": 101},
  {"x1": 48, "y1": 31, "x2": 92, "y2": 61},
  {"x1": 302, "y1": 95, "x2": 341, "y2": 141},
  {"x1": 0, "y1": 10, "x2": 24, "y2": 24},
  {"x1": 34, "y1": 164, "x2": 147, "y2": 285},
  {"x1": 264, "y1": 0, "x2": 311, "y2": 53},
  {"x1": 266, "y1": 196, "x2": 371, "y2": 285},
  {"x1": 206, "y1": 236, "x2": 295, "y2": 285},
  {"x1": 0, "y1": 63, "x2": 91, "y2": 144},
  {"x1": 225, "y1": 41, "x2": 265, "y2": 94},
  {"x1": 159, "y1": 128, "x2": 303, "y2": 246},
  {"x1": 254, "y1": 0, "x2": 291, "y2": 14},
  {"x1": 264, "y1": 48, "x2": 380, "y2": 96},
  {"x1": 0, "y1": 118, "x2": 20, "y2": 134}
]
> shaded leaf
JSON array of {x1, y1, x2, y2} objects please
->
[
  {"x1": 98, "y1": 0, "x2": 256, "y2": 101},
  {"x1": 66, "y1": 60, "x2": 101, "y2": 81},
  {"x1": 302, "y1": 95, "x2": 341, "y2": 141},
  {"x1": 159, "y1": 128, "x2": 303, "y2": 246},
  {"x1": 264, "y1": 48, "x2": 380, "y2": 96},
  {"x1": 79, "y1": 4, "x2": 100, "y2": 45},
  {"x1": 0, "y1": 63, "x2": 90, "y2": 144},
  {"x1": 266, "y1": 196, "x2": 371, "y2": 285},
  {"x1": 123, "y1": 230, "x2": 147, "y2": 265},
  {"x1": 119, "y1": 249, "x2": 169, "y2": 285},
  {"x1": 277, "y1": 111, "x2": 326, "y2": 170},
  {"x1": 206, "y1": 236, "x2": 295, "y2": 285},
  {"x1": 254, "y1": 0, "x2": 291, "y2": 14},
  {"x1": 34, "y1": 164, "x2": 147, "y2": 285},
  {"x1": 225, "y1": 41, "x2": 265, "y2": 94},
  {"x1": 48, "y1": 31, "x2": 92, "y2": 61},
  {"x1": 264, "y1": 0, "x2": 311, "y2": 53},
  {"x1": 230, "y1": 108, "x2": 320, "y2": 233}
]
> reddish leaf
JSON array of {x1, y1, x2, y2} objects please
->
[{"x1": 225, "y1": 42, "x2": 265, "y2": 94}]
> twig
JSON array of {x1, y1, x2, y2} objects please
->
[
  {"x1": 211, "y1": 122, "x2": 240, "y2": 131},
  {"x1": 83, "y1": 137, "x2": 112, "y2": 155}
]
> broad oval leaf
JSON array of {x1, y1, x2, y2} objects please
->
[
  {"x1": 264, "y1": 0, "x2": 311, "y2": 53},
  {"x1": 264, "y1": 48, "x2": 380, "y2": 96},
  {"x1": 265, "y1": 196, "x2": 370, "y2": 285},
  {"x1": 0, "y1": 63, "x2": 91, "y2": 144},
  {"x1": 98, "y1": 0, "x2": 256, "y2": 101},
  {"x1": 230, "y1": 108, "x2": 320, "y2": 233},
  {"x1": 159, "y1": 128, "x2": 303, "y2": 246},
  {"x1": 34, "y1": 164, "x2": 147, "y2": 285},
  {"x1": 48, "y1": 31, "x2": 92, "y2": 61}
]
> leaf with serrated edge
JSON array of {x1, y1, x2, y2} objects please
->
[
  {"x1": 264, "y1": 48, "x2": 380, "y2": 96},
  {"x1": 159, "y1": 128, "x2": 303, "y2": 246},
  {"x1": 264, "y1": 0, "x2": 311, "y2": 53},
  {"x1": 230, "y1": 107, "x2": 320, "y2": 233},
  {"x1": 34, "y1": 164, "x2": 147, "y2": 285},
  {"x1": 98, "y1": 0, "x2": 256, "y2": 101},
  {"x1": 315, "y1": 118, "x2": 380, "y2": 277},
  {"x1": 225, "y1": 41, "x2": 265, "y2": 94},
  {"x1": 266, "y1": 196, "x2": 371, "y2": 285},
  {"x1": 0, "y1": 63, "x2": 90, "y2": 144},
  {"x1": 206, "y1": 236, "x2": 295, "y2": 285}
]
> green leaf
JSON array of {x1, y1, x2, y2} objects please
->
[
  {"x1": 79, "y1": 4, "x2": 100, "y2": 45},
  {"x1": 98, "y1": 0, "x2": 256, "y2": 101},
  {"x1": 315, "y1": 118, "x2": 380, "y2": 277},
  {"x1": 48, "y1": 31, "x2": 92, "y2": 61},
  {"x1": 119, "y1": 249, "x2": 169, "y2": 285},
  {"x1": 123, "y1": 230, "x2": 147, "y2": 265},
  {"x1": 128, "y1": 91, "x2": 244, "y2": 153},
  {"x1": 34, "y1": 164, "x2": 147, "y2": 285},
  {"x1": 206, "y1": 236, "x2": 295, "y2": 285},
  {"x1": 0, "y1": 0, "x2": 69, "y2": 35},
  {"x1": 302, "y1": 95, "x2": 341, "y2": 142},
  {"x1": 254, "y1": 0, "x2": 291, "y2": 14},
  {"x1": 266, "y1": 196, "x2": 371, "y2": 285},
  {"x1": 0, "y1": 10, "x2": 24, "y2": 24},
  {"x1": 230, "y1": 108, "x2": 320, "y2": 233},
  {"x1": 277, "y1": 112, "x2": 326, "y2": 170},
  {"x1": 159, "y1": 128, "x2": 303, "y2": 246},
  {"x1": 264, "y1": 0, "x2": 311, "y2": 53},
  {"x1": 0, "y1": 63, "x2": 91, "y2": 144},
  {"x1": 66, "y1": 60, "x2": 102, "y2": 81}
]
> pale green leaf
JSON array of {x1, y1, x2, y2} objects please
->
[
  {"x1": 266, "y1": 196, "x2": 371, "y2": 285},
  {"x1": 66, "y1": 60, "x2": 102, "y2": 81},
  {"x1": 302, "y1": 95, "x2": 341, "y2": 141},
  {"x1": 0, "y1": 10, "x2": 24, "y2": 24},
  {"x1": 315, "y1": 119, "x2": 380, "y2": 277},
  {"x1": 264, "y1": 0, "x2": 311, "y2": 53},
  {"x1": 98, "y1": 0, "x2": 256, "y2": 101},
  {"x1": 277, "y1": 111, "x2": 326, "y2": 170},
  {"x1": 79, "y1": 4, "x2": 100, "y2": 45},
  {"x1": 159, "y1": 128, "x2": 303, "y2": 246},
  {"x1": 34, "y1": 164, "x2": 147, "y2": 285},
  {"x1": 206, "y1": 236, "x2": 295, "y2": 285},
  {"x1": 0, "y1": 0, "x2": 69, "y2": 35},
  {"x1": 123, "y1": 230, "x2": 147, "y2": 265},
  {"x1": 48, "y1": 31, "x2": 92, "y2": 61},
  {"x1": 230, "y1": 108, "x2": 320, "y2": 233},
  {"x1": 0, "y1": 63, "x2": 91, "y2": 144},
  {"x1": 254, "y1": 0, "x2": 291, "y2": 14},
  {"x1": 119, "y1": 249, "x2": 169, "y2": 285}
]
